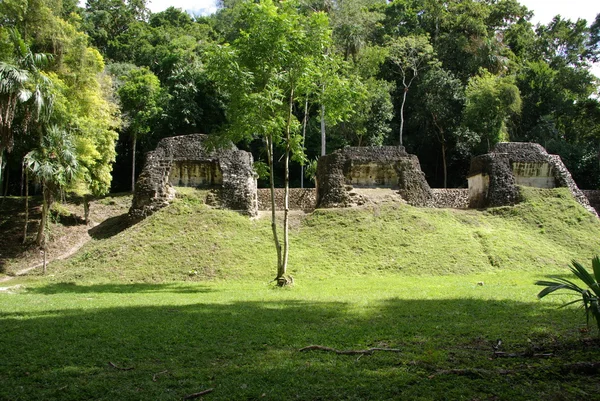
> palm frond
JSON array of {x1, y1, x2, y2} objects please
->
[{"x1": 570, "y1": 261, "x2": 599, "y2": 292}]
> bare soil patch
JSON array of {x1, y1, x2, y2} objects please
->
[{"x1": 0, "y1": 194, "x2": 131, "y2": 279}]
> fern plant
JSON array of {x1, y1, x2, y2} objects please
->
[{"x1": 536, "y1": 256, "x2": 600, "y2": 334}]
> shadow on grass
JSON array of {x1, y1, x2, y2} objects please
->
[
  {"x1": 26, "y1": 282, "x2": 215, "y2": 294},
  {"x1": 88, "y1": 213, "x2": 131, "y2": 240},
  {"x1": 1, "y1": 293, "x2": 599, "y2": 400}
]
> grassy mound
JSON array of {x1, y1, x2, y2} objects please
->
[{"x1": 45, "y1": 187, "x2": 600, "y2": 283}]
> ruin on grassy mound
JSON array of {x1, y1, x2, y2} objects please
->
[
  {"x1": 468, "y1": 142, "x2": 597, "y2": 215},
  {"x1": 315, "y1": 146, "x2": 433, "y2": 208},
  {"x1": 130, "y1": 134, "x2": 258, "y2": 219}
]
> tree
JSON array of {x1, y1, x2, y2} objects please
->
[
  {"x1": 0, "y1": 30, "x2": 53, "y2": 187},
  {"x1": 418, "y1": 67, "x2": 467, "y2": 188},
  {"x1": 387, "y1": 35, "x2": 435, "y2": 145},
  {"x1": 463, "y1": 69, "x2": 521, "y2": 152},
  {"x1": 24, "y1": 126, "x2": 78, "y2": 260},
  {"x1": 210, "y1": 0, "x2": 330, "y2": 285},
  {"x1": 117, "y1": 66, "x2": 162, "y2": 191}
]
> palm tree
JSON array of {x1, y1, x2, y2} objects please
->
[
  {"x1": 24, "y1": 126, "x2": 78, "y2": 269},
  {"x1": 536, "y1": 257, "x2": 600, "y2": 335},
  {"x1": 0, "y1": 29, "x2": 52, "y2": 187}
]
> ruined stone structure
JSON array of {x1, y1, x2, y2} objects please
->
[
  {"x1": 316, "y1": 146, "x2": 433, "y2": 208},
  {"x1": 130, "y1": 134, "x2": 258, "y2": 219},
  {"x1": 468, "y1": 142, "x2": 597, "y2": 216},
  {"x1": 257, "y1": 188, "x2": 316, "y2": 211}
]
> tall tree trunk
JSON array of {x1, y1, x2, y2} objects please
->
[
  {"x1": 266, "y1": 136, "x2": 283, "y2": 281},
  {"x1": 23, "y1": 166, "x2": 28, "y2": 244},
  {"x1": 3, "y1": 161, "x2": 9, "y2": 198},
  {"x1": 0, "y1": 150, "x2": 4, "y2": 195},
  {"x1": 131, "y1": 136, "x2": 137, "y2": 193},
  {"x1": 301, "y1": 98, "x2": 308, "y2": 189},
  {"x1": 399, "y1": 86, "x2": 408, "y2": 146},
  {"x1": 442, "y1": 141, "x2": 447, "y2": 189},
  {"x1": 431, "y1": 113, "x2": 447, "y2": 189},
  {"x1": 320, "y1": 104, "x2": 326, "y2": 156},
  {"x1": 278, "y1": 88, "x2": 294, "y2": 286}
]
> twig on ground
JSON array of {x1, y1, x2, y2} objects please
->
[
  {"x1": 299, "y1": 345, "x2": 401, "y2": 355},
  {"x1": 428, "y1": 368, "x2": 512, "y2": 379},
  {"x1": 183, "y1": 388, "x2": 214, "y2": 399},
  {"x1": 493, "y1": 351, "x2": 553, "y2": 358},
  {"x1": 108, "y1": 361, "x2": 134, "y2": 371},
  {"x1": 152, "y1": 370, "x2": 168, "y2": 382}
]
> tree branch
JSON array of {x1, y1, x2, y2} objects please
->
[{"x1": 299, "y1": 345, "x2": 401, "y2": 355}]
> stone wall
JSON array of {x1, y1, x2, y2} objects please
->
[
  {"x1": 582, "y1": 190, "x2": 600, "y2": 215},
  {"x1": 468, "y1": 142, "x2": 597, "y2": 216},
  {"x1": 130, "y1": 134, "x2": 258, "y2": 219},
  {"x1": 316, "y1": 146, "x2": 433, "y2": 208},
  {"x1": 257, "y1": 188, "x2": 316, "y2": 211},
  {"x1": 431, "y1": 189, "x2": 469, "y2": 209}
]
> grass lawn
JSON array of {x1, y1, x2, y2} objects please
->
[
  {"x1": 1, "y1": 274, "x2": 599, "y2": 400},
  {"x1": 1, "y1": 187, "x2": 600, "y2": 400}
]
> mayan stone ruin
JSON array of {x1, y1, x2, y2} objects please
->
[
  {"x1": 315, "y1": 146, "x2": 433, "y2": 208},
  {"x1": 130, "y1": 134, "x2": 258, "y2": 219},
  {"x1": 468, "y1": 142, "x2": 597, "y2": 216}
]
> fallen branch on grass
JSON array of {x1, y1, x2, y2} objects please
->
[
  {"x1": 299, "y1": 345, "x2": 401, "y2": 355},
  {"x1": 108, "y1": 361, "x2": 134, "y2": 371},
  {"x1": 152, "y1": 370, "x2": 168, "y2": 382},
  {"x1": 183, "y1": 388, "x2": 214, "y2": 399},
  {"x1": 493, "y1": 351, "x2": 553, "y2": 358}
]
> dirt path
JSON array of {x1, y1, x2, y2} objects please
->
[{"x1": 0, "y1": 230, "x2": 93, "y2": 283}]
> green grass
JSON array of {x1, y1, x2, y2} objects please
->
[
  {"x1": 1, "y1": 274, "x2": 599, "y2": 400},
  {"x1": 45, "y1": 187, "x2": 600, "y2": 283},
  {"x1": 2, "y1": 187, "x2": 600, "y2": 400}
]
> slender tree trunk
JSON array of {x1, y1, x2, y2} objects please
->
[
  {"x1": 0, "y1": 150, "x2": 3, "y2": 195},
  {"x1": 431, "y1": 113, "x2": 447, "y2": 189},
  {"x1": 42, "y1": 244, "x2": 47, "y2": 275},
  {"x1": 36, "y1": 183, "x2": 52, "y2": 246},
  {"x1": 320, "y1": 104, "x2": 326, "y2": 156},
  {"x1": 301, "y1": 98, "x2": 308, "y2": 189},
  {"x1": 20, "y1": 160, "x2": 24, "y2": 196},
  {"x1": 131, "y1": 136, "x2": 137, "y2": 193},
  {"x1": 399, "y1": 86, "x2": 408, "y2": 146},
  {"x1": 3, "y1": 162, "x2": 9, "y2": 198},
  {"x1": 442, "y1": 141, "x2": 447, "y2": 189},
  {"x1": 83, "y1": 195, "x2": 90, "y2": 225},
  {"x1": 278, "y1": 88, "x2": 294, "y2": 286},
  {"x1": 266, "y1": 136, "x2": 283, "y2": 280},
  {"x1": 23, "y1": 166, "x2": 28, "y2": 244}
]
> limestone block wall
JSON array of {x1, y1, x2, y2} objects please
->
[
  {"x1": 582, "y1": 190, "x2": 600, "y2": 215},
  {"x1": 316, "y1": 146, "x2": 433, "y2": 208},
  {"x1": 168, "y1": 161, "x2": 223, "y2": 187},
  {"x1": 467, "y1": 142, "x2": 597, "y2": 217},
  {"x1": 257, "y1": 188, "x2": 316, "y2": 211},
  {"x1": 431, "y1": 189, "x2": 469, "y2": 209},
  {"x1": 130, "y1": 134, "x2": 258, "y2": 219}
]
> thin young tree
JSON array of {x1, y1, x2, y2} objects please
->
[
  {"x1": 209, "y1": 0, "x2": 330, "y2": 286},
  {"x1": 387, "y1": 35, "x2": 435, "y2": 146}
]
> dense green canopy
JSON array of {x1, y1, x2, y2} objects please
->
[{"x1": 1, "y1": 0, "x2": 599, "y2": 193}]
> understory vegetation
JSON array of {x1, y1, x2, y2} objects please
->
[{"x1": 1, "y1": 188, "x2": 600, "y2": 400}]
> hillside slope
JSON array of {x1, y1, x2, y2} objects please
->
[{"x1": 41, "y1": 187, "x2": 600, "y2": 283}]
